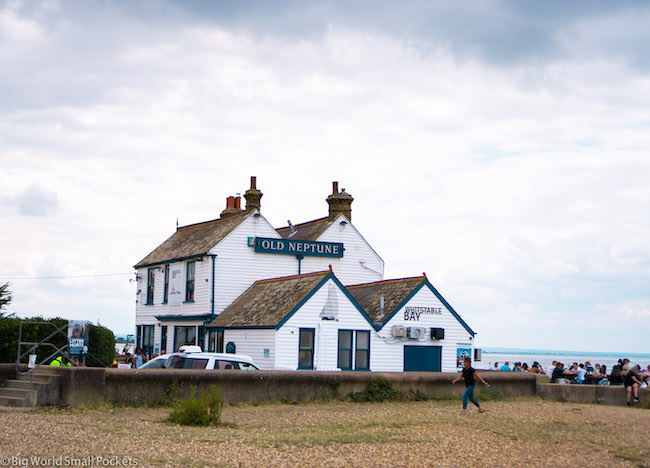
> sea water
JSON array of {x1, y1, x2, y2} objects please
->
[{"x1": 477, "y1": 348, "x2": 650, "y2": 373}]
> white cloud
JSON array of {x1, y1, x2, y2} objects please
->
[{"x1": 1, "y1": 1, "x2": 650, "y2": 353}]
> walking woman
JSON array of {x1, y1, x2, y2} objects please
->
[{"x1": 452, "y1": 357, "x2": 489, "y2": 414}]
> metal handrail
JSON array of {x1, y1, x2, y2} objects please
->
[{"x1": 14, "y1": 321, "x2": 109, "y2": 391}]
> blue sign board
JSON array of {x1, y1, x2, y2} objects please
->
[
  {"x1": 68, "y1": 320, "x2": 90, "y2": 356},
  {"x1": 253, "y1": 237, "x2": 344, "y2": 258}
]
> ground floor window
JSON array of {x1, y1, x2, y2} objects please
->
[
  {"x1": 338, "y1": 330, "x2": 370, "y2": 371},
  {"x1": 207, "y1": 329, "x2": 224, "y2": 353},
  {"x1": 160, "y1": 325, "x2": 167, "y2": 354},
  {"x1": 298, "y1": 328, "x2": 315, "y2": 370},
  {"x1": 174, "y1": 325, "x2": 196, "y2": 351},
  {"x1": 338, "y1": 330, "x2": 353, "y2": 370},
  {"x1": 355, "y1": 330, "x2": 370, "y2": 370},
  {"x1": 142, "y1": 325, "x2": 155, "y2": 358}
]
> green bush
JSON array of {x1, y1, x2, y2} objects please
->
[
  {"x1": 86, "y1": 324, "x2": 115, "y2": 367},
  {"x1": 166, "y1": 386, "x2": 224, "y2": 426},
  {"x1": 348, "y1": 378, "x2": 398, "y2": 402}
]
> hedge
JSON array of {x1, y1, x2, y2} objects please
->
[{"x1": 0, "y1": 316, "x2": 115, "y2": 367}]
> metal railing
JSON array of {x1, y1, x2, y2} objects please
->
[{"x1": 15, "y1": 321, "x2": 108, "y2": 391}]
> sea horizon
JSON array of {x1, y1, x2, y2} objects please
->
[{"x1": 481, "y1": 347, "x2": 650, "y2": 359}]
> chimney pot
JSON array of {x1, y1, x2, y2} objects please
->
[
  {"x1": 244, "y1": 176, "x2": 263, "y2": 213},
  {"x1": 326, "y1": 181, "x2": 353, "y2": 222}
]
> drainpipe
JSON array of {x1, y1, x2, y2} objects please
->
[{"x1": 208, "y1": 254, "x2": 217, "y2": 317}]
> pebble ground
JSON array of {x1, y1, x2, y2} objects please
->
[{"x1": 1, "y1": 399, "x2": 649, "y2": 467}]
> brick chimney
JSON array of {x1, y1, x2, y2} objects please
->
[
  {"x1": 244, "y1": 176, "x2": 263, "y2": 213},
  {"x1": 326, "y1": 181, "x2": 353, "y2": 222},
  {"x1": 220, "y1": 195, "x2": 243, "y2": 219}
]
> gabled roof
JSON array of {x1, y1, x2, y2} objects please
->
[
  {"x1": 207, "y1": 270, "x2": 376, "y2": 329},
  {"x1": 347, "y1": 276, "x2": 424, "y2": 323},
  {"x1": 207, "y1": 271, "x2": 331, "y2": 328},
  {"x1": 276, "y1": 216, "x2": 333, "y2": 241},
  {"x1": 134, "y1": 211, "x2": 249, "y2": 268},
  {"x1": 347, "y1": 276, "x2": 476, "y2": 336}
]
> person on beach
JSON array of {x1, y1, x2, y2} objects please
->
[
  {"x1": 624, "y1": 365, "x2": 642, "y2": 407},
  {"x1": 452, "y1": 357, "x2": 489, "y2": 414},
  {"x1": 500, "y1": 361, "x2": 511, "y2": 371}
]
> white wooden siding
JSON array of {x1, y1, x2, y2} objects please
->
[
  {"x1": 136, "y1": 213, "x2": 385, "y2": 327},
  {"x1": 222, "y1": 329, "x2": 276, "y2": 370},
  {"x1": 371, "y1": 286, "x2": 474, "y2": 372},
  {"x1": 275, "y1": 278, "x2": 376, "y2": 371},
  {"x1": 211, "y1": 215, "x2": 301, "y2": 313},
  {"x1": 302, "y1": 215, "x2": 384, "y2": 285}
]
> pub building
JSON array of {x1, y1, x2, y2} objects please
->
[{"x1": 134, "y1": 177, "x2": 476, "y2": 372}]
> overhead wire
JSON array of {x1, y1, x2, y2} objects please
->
[{"x1": 1, "y1": 272, "x2": 134, "y2": 280}]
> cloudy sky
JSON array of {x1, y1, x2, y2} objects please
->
[{"x1": 2, "y1": 0, "x2": 649, "y2": 354}]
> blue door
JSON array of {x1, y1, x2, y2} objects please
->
[{"x1": 404, "y1": 346, "x2": 442, "y2": 372}]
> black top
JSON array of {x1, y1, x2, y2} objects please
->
[
  {"x1": 551, "y1": 367, "x2": 565, "y2": 383},
  {"x1": 624, "y1": 370, "x2": 639, "y2": 386},
  {"x1": 462, "y1": 366, "x2": 476, "y2": 387}
]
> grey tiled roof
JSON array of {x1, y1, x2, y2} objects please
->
[
  {"x1": 207, "y1": 271, "x2": 331, "y2": 328},
  {"x1": 346, "y1": 276, "x2": 425, "y2": 323},
  {"x1": 134, "y1": 212, "x2": 249, "y2": 268},
  {"x1": 276, "y1": 217, "x2": 333, "y2": 241}
]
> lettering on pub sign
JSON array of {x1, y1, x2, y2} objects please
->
[
  {"x1": 253, "y1": 237, "x2": 344, "y2": 258},
  {"x1": 404, "y1": 306, "x2": 443, "y2": 321}
]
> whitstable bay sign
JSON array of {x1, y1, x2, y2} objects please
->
[{"x1": 252, "y1": 237, "x2": 344, "y2": 258}]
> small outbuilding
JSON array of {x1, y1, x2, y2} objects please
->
[{"x1": 207, "y1": 270, "x2": 475, "y2": 372}]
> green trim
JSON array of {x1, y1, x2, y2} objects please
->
[
  {"x1": 377, "y1": 279, "x2": 475, "y2": 337},
  {"x1": 154, "y1": 314, "x2": 213, "y2": 322},
  {"x1": 337, "y1": 329, "x2": 353, "y2": 371},
  {"x1": 355, "y1": 329, "x2": 371, "y2": 371},
  {"x1": 298, "y1": 328, "x2": 315, "y2": 370}
]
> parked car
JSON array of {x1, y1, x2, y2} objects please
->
[
  {"x1": 137, "y1": 345, "x2": 202, "y2": 369},
  {"x1": 164, "y1": 352, "x2": 259, "y2": 370},
  {"x1": 138, "y1": 354, "x2": 170, "y2": 369}
]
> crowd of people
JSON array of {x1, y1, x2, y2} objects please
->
[{"x1": 492, "y1": 359, "x2": 650, "y2": 407}]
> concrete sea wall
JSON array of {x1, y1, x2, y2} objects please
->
[{"x1": 1, "y1": 365, "x2": 647, "y2": 408}]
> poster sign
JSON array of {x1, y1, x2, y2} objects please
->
[
  {"x1": 168, "y1": 263, "x2": 184, "y2": 313},
  {"x1": 68, "y1": 320, "x2": 90, "y2": 356},
  {"x1": 456, "y1": 343, "x2": 471, "y2": 368}
]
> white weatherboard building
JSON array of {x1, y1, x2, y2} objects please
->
[{"x1": 134, "y1": 177, "x2": 476, "y2": 372}]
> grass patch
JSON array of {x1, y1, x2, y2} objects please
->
[{"x1": 165, "y1": 385, "x2": 224, "y2": 427}]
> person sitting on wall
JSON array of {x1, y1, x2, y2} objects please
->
[
  {"x1": 585, "y1": 361, "x2": 594, "y2": 374},
  {"x1": 500, "y1": 362, "x2": 512, "y2": 371},
  {"x1": 597, "y1": 365, "x2": 609, "y2": 385},
  {"x1": 551, "y1": 362, "x2": 574, "y2": 383},
  {"x1": 624, "y1": 365, "x2": 643, "y2": 407},
  {"x1": 609, "y1": 366, "x2": 624, "y2": 386},
  {"x1": 643, "y1": 365, "x2": 650, "y2": 386},
  {"x1": 573, "y1": 363, "x2": 588, "y2": 384},
  {"x1": 546, "y1": 361, "x2": 557, "y2": 380}
]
